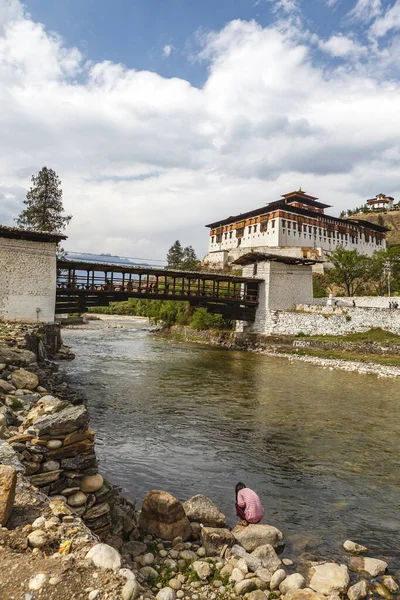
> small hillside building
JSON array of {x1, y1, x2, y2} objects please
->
[
  {"x1": 366, "y1": 193, "x2": 394, "y2": 211},
  {"x1": 0, "y1": 225, "x2": 66, "y2": 323},
  {"x1": 204, "y1": 189, "x2": 388, "y2": 269}
]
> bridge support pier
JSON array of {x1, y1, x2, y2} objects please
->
[{"x1": 235, "y1": 257, "x2": 314, "y2": 334}]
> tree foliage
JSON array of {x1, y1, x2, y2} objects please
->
[
  {"x1": 166, "y1": 240, "x2": 200, "y2": 270},
  {"x1": 327, "y1": 246, "x2": 369, "y2": 296},
  {"x1": 17, "y1": 167, "x2": 71, "y2": 232}
]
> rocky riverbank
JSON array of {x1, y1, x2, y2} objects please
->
[
  {"x1": 161, "y1": 327, "x2": 400, "y2": 378},
  {"x1": 0, "y1": 321, "x2": 399, "y2": 600}
]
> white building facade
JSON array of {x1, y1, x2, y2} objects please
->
[
  {"x1": 366, "y1": 193, "x2": 394, "y2": 211},
  {"x1": 204, "y1": 190, "x2": 388, "y2": 269},
  {"x1": 0, "y1": 226, "x2": 65, "y2": 323}
]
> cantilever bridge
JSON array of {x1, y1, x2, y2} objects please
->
[{"x1": 56, "y1": 259, "x2": 261, "y2": 321}]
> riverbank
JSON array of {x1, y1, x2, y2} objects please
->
[
  {"x1": 2, "y1": 320, "x2": 400, "y2": 600},
  {"x1": 161, "y1": 326, "x2": 400, "y2": 378}
]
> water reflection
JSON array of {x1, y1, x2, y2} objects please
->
[{"x1": 61, "y1": 319, "x2": 400, "y2": 567}]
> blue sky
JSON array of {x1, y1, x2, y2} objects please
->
[{"x1": 1, "y1": 0, "x2": 400, "y2": 259}]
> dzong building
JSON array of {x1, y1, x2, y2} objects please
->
[{"x1": 204, "y1": 190, "x2": 388, "y2": 270}]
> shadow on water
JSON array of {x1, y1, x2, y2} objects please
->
[{"x1": 61, "y1": 319, "x2": 400, "y2": 568}]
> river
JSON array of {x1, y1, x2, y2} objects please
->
[{"x1": 61, "y1": 317, "x2": 400, "y2": 570}]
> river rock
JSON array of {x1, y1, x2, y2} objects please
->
[
  {"x1": 122, "y1": 579, "x2": 140, "y2": 600},
  {"x1": 81, "y1": 473, "x2": 104, "y2": 492},
  {"x1": 383, "y1": 576, "x2": 399, "y2": 592},
  {"x1": 0, "y1": 380, "x2": 14, "y2": 393},
  {"x1": 0, "y1": 347, "x2": 36, "y2": 367},
  {"x1": 169, "y1": 578, "x2": 182, "y2": 591},
  {"x1": 247, "y1": 592, "x2": 269, "y2": 600},
  {"x1": 27, "y1": 404, "x2": 88, "y2": 437},
  {"x1": 349, "y1": 556, "x2": 388, "y2": 577},
  {"x1": 86, "y1": 543, "x2": 122, "y2": 570},
  {"x1": 28, "y1": 530, "x2": 48, "y2": 548},
  {"x1": 29, "y1": 470, "x2": 62, "y2": 487},
  {"x1": 0, "y1": 405, "x2": 19, "y2": 426},
  {"x1": 308, "y1": 563, "x2": 350, "y2": 595},
  {"x1": 235, "y1": 578, "x2": 257, "y2": 595},
  {"x1": 28, "y1": 573, "x2": 47, "y2": 590},
  {"x1": 61, "y1": 453, "x2": 97, "y2": 471},
  {"x1": 193, "y1": 560, "x2": 212, "y2": 580},
  {"x1": 373, "y1": 582, "x2": 392, "y2": 599},
  {"x1": 84, "y1": 502, "x2": 110, "y2": 520},
  {"x1": 140, "y1": 566, "x2": 158, "y2": 581},
  {"x1": 343, "y1": 540, "x2": 368, "y2": 554},
  {"x1": 11, "y1": 368, "x2": 38, "y2": 390},
  {"x1": 270, "y1": 568, "x2": 287, "y2": 590},
  {"x1": 232, "y1": 544, "x2": 262, "y2": 572},
  {"x1": 201, "y1": 526, "x2": 236, "y2": 556},
  {"x1": 124, "y1": 541, "x2": 147, "y2": 557},
  {"x1": 42, "y1": 460, "x2": 61, "y2": 472},
  {"x1": 233, "y1": 523, "x2": 284, "y2": 552},
  {"x1": 156, "y1": 588, "x2": 176, "y2": 600},
  {"x1": 0, "y1": 441, "x2": 25, "y2": 472},
  {"x1": 183, "y1": 494, "x2": 227, "y2": 527},
  {"x1": 139, "y1": 490, "x2": 191, "y2": 541},
  {"x1": 230, "y1": 568, "x2": 245, "y2": 583},
  {"x1": 0, "y1": 465, "x2": 17, "y2": 526},
  {"x1": 252, "y1": 544, "x2": 282, "y2": 573},
  {"x1": 284, "y1": 591, "x2": 326, "y2": 600},
  {"x1": 347, "y1": 579, "x2": 369, "y2": 600},
  {"x1": 280, "y1": 573, "x2": 306, "y2": 594},
  {"x1": 47, "y1": 439, "x2": 63, "y2": 449}
]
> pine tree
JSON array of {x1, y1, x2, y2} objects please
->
[
  {"x1": 166, "y1": 240, "x2": 184, "y2": 269},
  {"x1": 17, "y1": 167, "x2": 71, "y2": 232},
  {"x1": 182, "y1": 245, "x2": 200, "y2": 270}
]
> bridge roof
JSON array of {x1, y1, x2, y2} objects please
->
[
  {"x1": 57, "y1": 259, "x2": 262, "y2": 283},
  {"x1": 0, "y1": 224, "x2": 67, "y2": 243}
]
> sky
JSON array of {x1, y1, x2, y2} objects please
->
[{"x1": 1, "y1": 0, "x2": 400, "y2": 260}]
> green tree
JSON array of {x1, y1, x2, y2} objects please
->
[
  {"x1": 368, "y1": 247, "x2": 400, "y2": 296},
  {"x1": 17, "y1": 167, "x2": 71, "y2": 232},
  {"x1": 181, "y1": 245, "x2": 200, "y2": 270},
  {"x1": 327, "y1": 246, "x2": 369, "y2": 296},
  {"x1": 166, "y1": 240, "x2": 184, "y2": 269}
]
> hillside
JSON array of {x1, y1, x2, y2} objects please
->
[{"x1": 348, "y1": 211, "x2": 400, "y2": 246}]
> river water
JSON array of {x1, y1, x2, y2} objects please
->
[{"x1": 61, "y1": 317, "x2": 400, "y2": 569}]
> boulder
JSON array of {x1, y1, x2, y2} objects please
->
[
  {"x1": 0, "y1": 347, "x2": 36, "y2": 367},
  {"x1": 382, "y1": 576, "x2": 399, "y2": 592},
  {"x1": 139, "y1": 490, "x2": 191, "y2": 541},
  {"x1": 183, "y1": 494, "x2": 227, "y2": 527},
  {"x1": 308, "y1": 563, "x2": 350, "y2": 595},
  {"x1": 0, "y1": 380, "x2": 14, "y2": 393},
  {"x1": 255, "y1": 567, "x2": 273, "y2": 584},
  {"x1": 0, "y1": 465, "x2": 17, "y2": 525},
  {"x1": 343, "y1": 540, "x2": 368, "y2": 554},
  {"x1": 247, "y1": 592, "x2": 269, "y2": 600},
  {"x1": 235, "y1": 578, "x2": 257, "y2": 595},
  {"x1": 81, "y1": 473, "x2": 104, "y2": 493},
  {"x1": 283, "y1": 590, "x2": 326, "y2": 600},
  {"x1": 11, "y1": 368, "x2": 38, "y2": 391},
  {"x1": 270, "y1": 569, "x2": 287, "y2": 590},
  {"x1": 349, "y1": 556, "x2": 387, "y2": 577},
  {"x1": 27, "y1": 404, "x2": 88, "y2": 437},
  {"x1": 347, "y1": 580, "x2": 369, "y2": 600},
  {"x1": 0, "y1": 440, "x2": 25, "y2": 472},
  {"x1": 201, "y1": 526, "x2": 236, "y2": 556},
  {"x1": 231, "y1": 544, "x2": 262, "y2": 572},
  {"x1": 280, "y1": 573, "x2": 306, "y2": 594},
  {"x1": 86, "y1": 543, "x2": 122, "y2": 570},
  {"x1": 233, "y1": 523, "x2": 284, "y2": 552},
  {"x1": 122, "y1": 579, "x2": 140, "y2": 600},
  {"x1": 230, "y1": 568, "x2": 245, "y2": 583},
  {"x1": 252, "y1": 544, "x2": 282, "y2": 573},
  {"x1": 192, "y1": 560, "x2": 212, "y2": 580},
  {"x1": 156, "y1": 589, "x2": 176, "y2": 600}
]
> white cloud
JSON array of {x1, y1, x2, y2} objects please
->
[
  {"x1": 319, "y1": 34, "x2": 367, "y2": 57},
  {"x1": 347, "y1": 0, "x2": 382, "y2": 23},
  {"x1": 162, "y1": 44, "x2": 174, "y2": 57},
  {"x1": 265, "y1": 0, "x2": 300, "y2": 14},
  {"x1": 0, "y1": 2, "x2": 400, "y2": 260},
  {"x1": 325, "y1": 0, "x2": 338, "y2": 7},
  {"x1": 370, "y1": 2, "x2": 400, "y2": 37}
]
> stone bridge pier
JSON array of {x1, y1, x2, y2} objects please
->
[{"x1": 233, "y1": 253, "x2": 319, "y2": 334}]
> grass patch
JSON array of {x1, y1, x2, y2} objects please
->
[
  {"x1": 296, "y1": 328, "x2": 400, "y2": 344},
  {"x1": 279, "y1": 347, "x2": 400, "y2": 367}
]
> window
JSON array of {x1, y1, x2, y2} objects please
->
[
  {"x1": 287, "y1": 221, "x2": 291, "y2": 229},
  {"x1": 254, "y1": 224, "x2": 257, "y2": 233},
  {"x1": 211, "y1": 236, "x2": 215, "y2": 243},
  {"x1": 224, "y1": 232, "x2": 228, "y2": 240},
  {"x1": 271, "y1": 220, "x2": 275, "y2": 228},
  {"x1": 248, "y1": 226, "x2": 252, "y2": 234},
  {"x1": 229, "y1": 231, "x2": 233, "y2": 239},
  {"x1": 282, "y1": 219, "x2": 286, "y2": 227},
  {"x1": 308, "y1": 226, "x2": 312, "y2": 233}
]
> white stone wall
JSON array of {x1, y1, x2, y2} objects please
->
[
  {"x1": 313, "y1": 296, "x2": 398, "y2": 309},
  {"x1": 249, "y1": 305, "x2": 400, "y2": 336},
  {"x1": 0, "y1": 237, "x2": 57, "y2": 323}
]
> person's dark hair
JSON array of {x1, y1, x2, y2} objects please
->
[{"x1": 235, "y1": 482, "x2": 246, "y2": 500}]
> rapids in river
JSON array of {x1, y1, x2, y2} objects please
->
[{"x1": 61, "y1": 317, "x2": 400, "y2": 570}]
